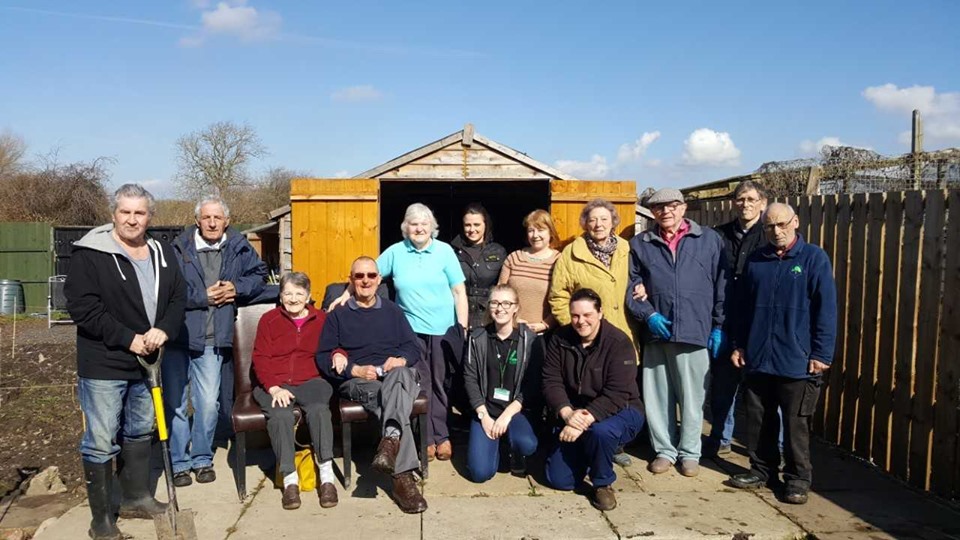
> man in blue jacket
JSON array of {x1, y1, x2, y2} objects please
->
[
  {"x1": 626, "y1": 188, "x2": 727, "y2": 478},
  {"x1": 728, "y1": 202, "x2": 837, "y2": 505},
  {"x1": 163, "y1": 195, "x2": 273, "y2": 487}
]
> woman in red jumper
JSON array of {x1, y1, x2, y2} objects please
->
[{"x1": 252, "y1": 272, "x2": 338, "y2": 510}]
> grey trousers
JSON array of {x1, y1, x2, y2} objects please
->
[
  {"x1": 253, "y1": 377, "x2": 334, "y2": 477},
  {"x1": 642, "y1": 342, "x2": 710, "y2": 462},
  {"x1": 339, "y1": 366, "x2": 421, "y2": 475}
]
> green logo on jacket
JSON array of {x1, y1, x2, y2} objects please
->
[{"x1": 790, "y1": 265, "x2": 803, "y2": 275}]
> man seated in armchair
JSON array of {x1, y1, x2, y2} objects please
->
[{"x1": 316, "y1": 256, "x2": 427, "y2": 514}]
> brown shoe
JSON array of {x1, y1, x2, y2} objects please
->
[
  {"x1": 391, "y1": 472, "x2": 427, "y2": 514},
  {"x1": 647, "y1": 457, "x2": 672, "y2": 474},
  {"x1": 591, "y1": 485, "x2": 617, "y2": 511},
  {"x1": 372, "y1": 436, "x2": 400, "y2": 474},
  {"x1": 426, "y1": 444, "x2": 436, "y2": 462},
  {"x1": 679, "y1": 459, "x2": 700, "y2": 477},
  {"x1": 436, "y1": 440, "x2": 452, "y2": 461},
  {"x1": 318, "y1": 482, "x2": 338, "y2": 508},
  {"x1": 281, "y1": 484, "x2": 301, "y2": 510}
]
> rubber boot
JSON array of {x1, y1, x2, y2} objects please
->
[
  {"x1": 82, "y1": 460, "x2": 122, "y2": 540},
  {"x1": 117, "y1": 438, "x2": 169, "y2": 519}
]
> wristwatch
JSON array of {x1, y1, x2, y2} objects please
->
[{"x1": 477, "y1": 410, "x2": 486, "y2": 420}]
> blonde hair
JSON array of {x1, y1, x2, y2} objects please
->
[{"x1": 488, "y1": 284, "x2": 520, "y2": 327}]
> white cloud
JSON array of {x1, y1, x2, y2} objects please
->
[
  {"x1": 616, "y1": 131, "x2": 661, "y2": 164},
  {"x1": 799, "y1": 136, "x2": 843, "y2": 156},
  {"x1": 330, "y1": 85, "x2": 383, "y2": 103},
  {"x1": 863, "y1": 83, "x2": 960, "y2": 142},
  {"x1": 554, "y1": 154, "x2": 610, "y2": 179},
  {"x1": 332, "y1": 170, "x2": 350, "y2": 178},
  {"x1": 681, "y1": 128, "x2": 741, "y2": 166},
  {"x1": 181, "y1": 0, "x2": 281, "y2": 46}
]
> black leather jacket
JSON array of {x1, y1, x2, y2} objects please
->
[{"x1": 451, "y1": 235, "x2": 506, "y2": 328}]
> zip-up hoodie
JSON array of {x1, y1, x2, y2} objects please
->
[
  {"x1": 541, "y1": 319, "x2": 642, "y2": 423},
  {"x1": 463, "y1": 323, "x2": 543, "y2": 414},
  {"x1": 65, "y1": 224, "x2": 186, "y2": 380},
  {"x1": 252, "y1": 305, "x2": 328, "y2": 390}
]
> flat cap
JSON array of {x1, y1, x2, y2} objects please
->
[{"x1": 645, "y1": 188, "x2": 685, "y2": 205}]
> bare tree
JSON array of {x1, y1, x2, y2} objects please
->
[
  {"x1": 0, "y1": 156, "x2": 111, "y2": 225},
  {"x1": 0, "y1": 130, "x2": 27, "y2": 178},
  {"x1": 174, "y1": 121, "x2": 267, "y2": 199}
]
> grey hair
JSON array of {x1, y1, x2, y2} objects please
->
[
  {"x1": 111, "y1": 184, "x2": 157, "y2": 216},
  {"x1": 280, "y1": 271, "x2": 311, "y2": 294},
  {"x1": 733, "y1": 180, "x2": 768, "y2": 201},
  {"x1": 194, "y1": 195, "x2": 231, "y2": 219},
  {"x1": 579, "y1": 198, "x2": 621, "y2": 231},
  {"x1": 401, "y1": 203, "x2": 440, "y2": 240}
]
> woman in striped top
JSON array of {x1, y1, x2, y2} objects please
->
[{"x1": 497, "y1": 209, "x2": 560, "y2": 334}]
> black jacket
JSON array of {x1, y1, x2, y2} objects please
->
[
  {"x1": 451, "y1": 235, "x2": 506, "y2": 328},
  {"x1": 541, "y1": 320, "x2": 642, "y2": 423},
  {"x1": 464, "y1": 323, "x2": 543, "y2": 415},
  {"x1": 65, "y1": 225, "x2": 186, "y2": 380},
  {"x1": 717, "y1": 218, "x2": 767, "y2": 281}
]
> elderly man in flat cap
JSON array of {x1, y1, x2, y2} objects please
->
[{"x1": 626, "y1": 188, "x2": 727, "y2": 477}]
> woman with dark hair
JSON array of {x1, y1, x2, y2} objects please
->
[
  {"x1": 252, "y1": 272, "x2": 338, "y2": 510},
  {"x1": 451, "y1": 203, "x2": 507, "y2": 329},
  {"x1": 498, "y1": 209, "x2": 561, "y2": 334},
  {"x1": 463, "y1": 284, "x2": 542, "y2": 482}
]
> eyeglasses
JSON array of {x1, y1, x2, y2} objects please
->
[
  {"x1": 352, "y1": 272, "x2": 379, "y2": 280},
  {"x1": 489, "y1": 301, "x2": 517, "y2": 310},
  {"x1": 735, "y1": 197, "x2": 762, "y2": 205},
  {"x1": 281, "y1": 291, "x2": 308, "y2": 299},
  {"x1": 651, "y1": 202, "x2": 684, "y2": 214},
  {"x1": 764, "y1": 215, "x2": 796, "y2": 232}
]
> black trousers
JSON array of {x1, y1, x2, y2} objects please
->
[
  {"x1": 744, "y1": 373, "x2": 822, "y2": 491},
  {"x1": 253, "y1": 377, "x2": 334, "y2": 477}
]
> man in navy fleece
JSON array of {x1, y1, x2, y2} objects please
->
[
  {"x1": 727, "y1": 203, "x2": 837, "y2": 505},
  {"x1": 316, "y1": 256, "x2": 427, "y2": 514}
]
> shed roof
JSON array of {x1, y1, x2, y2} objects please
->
[{"x1": 354, "y1": 124, "x2": 576, "y2": 181}]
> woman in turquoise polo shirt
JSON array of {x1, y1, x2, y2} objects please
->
[{"x1": 378, "y1": 203, "x2": 468, "y2": 461}]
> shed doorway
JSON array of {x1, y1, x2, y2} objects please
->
[{"x1": 379, "y1": 180, "x2": 551, "y2": 254}]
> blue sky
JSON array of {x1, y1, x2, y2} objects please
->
[{"x1": 1, "y1": 0, "x2": 958, "y2": 197}]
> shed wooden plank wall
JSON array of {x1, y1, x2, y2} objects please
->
[
  {"x1": 290, "y1": 179, "x2": 379, "y2": 291},
  {"x1": 550, "y1": 181, "x2": 638, "y2": 245},
  {"x1": 376, "y1": 142, "x2": 548, "y2": 180},
  {"x1": 687, "y1": 190, "x2": 960, "y2": 499}
]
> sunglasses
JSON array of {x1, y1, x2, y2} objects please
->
[{"x1": 352, "y1": 272, "x2": 379, "y2": 280}]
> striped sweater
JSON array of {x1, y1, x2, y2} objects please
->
[{"x1": 497, "y1": 249, "x2": 560, "y2": 327}]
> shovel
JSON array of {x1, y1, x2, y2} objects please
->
[{"x1": 138, "y1": 349, "x2": 199, "y2": 540}]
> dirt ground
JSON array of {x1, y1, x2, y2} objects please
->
[{"x1": 0, "y1": 317, "x2": 84, "y2": 503}]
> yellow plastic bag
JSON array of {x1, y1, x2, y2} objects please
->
[{"x1": 275, "y1": 447, "x2": 317, "y2": 492}]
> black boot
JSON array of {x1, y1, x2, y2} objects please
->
[
  {"x1": 117, "y1": 439, "x2": 168, "y2": 519},
  {"x1": 83, "y1": 460, "x2": 122, "y2": 540}
]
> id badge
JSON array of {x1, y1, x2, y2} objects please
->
[{"x1": 492, "y1": 387, "x2": 511, "y2": 402}]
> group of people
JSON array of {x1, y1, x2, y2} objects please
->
[{"x1": 65, "y1": 179, "x2": 836, "y2": 539}]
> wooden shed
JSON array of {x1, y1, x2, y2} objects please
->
[{"x1": 291, "y1": 125, "x2": 638, "y2": 289}]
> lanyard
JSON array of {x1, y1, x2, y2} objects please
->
[{"x1": 495, "y1": 338, "x2": 517, "y2": 387}]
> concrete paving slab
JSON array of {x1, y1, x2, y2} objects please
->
[
  {"x1": 626, "y1": 460, "x2": 733, "y2": 493},
  {"x1": 528, "y1": 464, "x2": 644, "y2": 497},
  {"x1": 231, "y1": 473, "x2": 420, "y2": 540},
  {"x1": 604, "y1": 491, "x2": 804, "y2": 540},
  {"x1": 422, "y1": 494, "x2": 616, "y2": 540},
  {"x1": 753, "y1": 487, "x2": 960, "y2": 538},
  {"x1": 422, "y1": 458, "x2": 534, "y2": 497}
]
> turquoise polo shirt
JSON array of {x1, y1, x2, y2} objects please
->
[{"x1": 378, "y1": 238, "x2": 465, "y2": 336}]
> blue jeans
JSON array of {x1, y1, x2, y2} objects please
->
[
  {"x1": 467, "y1": 411, "x2": 538, "y2": 483},
  {"x1": 78, "y1": 377, "x2": 154, "y2": 464},
  {"x1": 708, "y1": 357, "x2": 741, "y2": 446},
  {"x1": 162, "y1": 346, "x2": 227, "y2": 474},
  {"x1": 545, "y1": 407, "x2": 644, "y2": 490}
]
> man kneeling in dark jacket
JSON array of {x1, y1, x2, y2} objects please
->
[{"x1": 542, "y1": 288, "x2": 645, "y2": 511}]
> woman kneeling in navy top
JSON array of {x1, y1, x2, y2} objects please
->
[{"x1": 464, "y1": 284, "x2": 543, "y2": 482}]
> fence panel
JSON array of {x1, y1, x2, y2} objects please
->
[
  {"x1": 692, "y1": 189, "x2": 959, "y2": 498},
  {"x1": 0, "y1": 222, "x2": 53, "y2": 312}
]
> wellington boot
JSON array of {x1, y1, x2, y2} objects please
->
[
  {"x1": 83, "y1": 460, "x2": 123, "y2": 540},
  {"x1": 117, "y1": 439, "x2": 169, "y2": 519}
]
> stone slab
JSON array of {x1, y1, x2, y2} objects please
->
[
  {"x1": 422, "y1": 458, "x2": 534, "y2": 497},
  {"x1": 604, "y1": 491, "x2": 804, "y2": 540},
  {"x1": 626, "y1": 459, "x2": 733, "y2": 493},
  {"x1": 422, "y1": 494, "x2": 616, "y2": 540}
]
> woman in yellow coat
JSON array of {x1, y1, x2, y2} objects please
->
[{"x1": 548, "y1": 199, "x2": 632, "y2": 337}]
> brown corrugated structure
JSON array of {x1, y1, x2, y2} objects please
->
[{"x1": 291, "y1": 124, "x2": 638, "y2": 289}]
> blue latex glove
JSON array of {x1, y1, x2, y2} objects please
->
[
  {"x1": 708, "y1": 328, "x2": 726, "y2": 359},
  {"x1": 646, "y1": 313, "x2": 673, "y2": 341}
]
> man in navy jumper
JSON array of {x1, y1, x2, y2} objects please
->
[
  {"x1": 316, "y1": 256, "x2": 427, "y2": 514},
  {"x1": 728, "y1": 203, "x2": 837, "y2": 505}
]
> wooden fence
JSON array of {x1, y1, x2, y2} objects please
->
[{"x1": 687, "y1": 191, "x2": 960, "y2": 499}]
